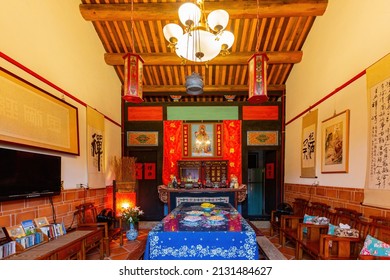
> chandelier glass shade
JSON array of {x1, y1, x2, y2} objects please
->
[{"x1": 163, "y1": 0, "x2": 234, "y2": 63}]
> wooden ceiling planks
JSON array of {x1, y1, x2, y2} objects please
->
[{"x1": 79, "y1": 0, "x2": 328, "y2": 102}]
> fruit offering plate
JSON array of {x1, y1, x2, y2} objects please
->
[
  {"x1": 207, "y1": 215, "x2": 225, "y2": 225},
  {"x1": 186, "y1": 210, "x2": 204, "y2": 216},
  {"x1": 183, "y1": 215, "x2": 202, "y2": 222},
  {"x1": 200, "y1": 202, "x2": 215, "y2": 211},
  {"x1": 211, "y1": 209, "x2": 229, "y2": 216}
]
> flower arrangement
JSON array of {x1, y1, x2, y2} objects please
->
[{"x1": 121, "y1": 206, "x2": 144, "y2": 224}]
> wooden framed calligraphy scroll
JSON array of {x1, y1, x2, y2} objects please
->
[{"x1": 0, "y1": 67, "x2": 79, "y2": 155}]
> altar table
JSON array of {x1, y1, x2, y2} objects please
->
[
  {"x1": 157, "y1": 184, "x2": 247, "y2": 213},
  {"x1": 144, "y1": 202, "x2": 259, "y2": 260}
]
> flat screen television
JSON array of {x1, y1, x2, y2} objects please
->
[{"x1": 0, "y1": 147, "x2": 62, "y2": 201}]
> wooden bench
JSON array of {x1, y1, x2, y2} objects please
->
[
  {"x1": 246, "y1": 219, "x2": 264, "y2": 236},
  {"x1": 257, "y1": 236, "x2": 287, "y2": 260},
  {"x1": 246, "y1": 219, "x2": 287, "y2": 259}
]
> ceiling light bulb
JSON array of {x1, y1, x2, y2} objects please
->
[
  {"x1": 163, "y1": 23, "x2": 183, "y2": 45},
  {"x1": 207, "y1": 9, "x2": 229, "y2": 32},
  {"x1": 175, "y1": 30, "x2": 222, "y2": 62},
  {"x1": 178, "y1": 3, "x2": 201, "y2": 27},
  {"x1": 219, "y1": 30, "x2": 235, "y2": 49}
]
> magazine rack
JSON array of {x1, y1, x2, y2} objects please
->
[
  {"x1": 1, "y1": 221, "x2": 68, "y2": 259},
  {"x1": 1, "y1": 228, "x2": 49, "y2": 259}
]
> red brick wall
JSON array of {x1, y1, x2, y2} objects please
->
[
  {"x1": 0, "y1": 187, "x2": 113, "y2": 229},
  {"x1": 284, "y1": 183, "x2": 390, "y2": 219}
]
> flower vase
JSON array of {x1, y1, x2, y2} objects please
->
[{"x1": 126, "y1": 222, "x2": 138, "y2": 241}]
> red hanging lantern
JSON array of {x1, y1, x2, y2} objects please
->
[
  {"x1": 248, "y1": 53, "x2": 269, "y2": 103},
  {"x1": 123, "y1": 53, "x2": 144, "y2": 103}
]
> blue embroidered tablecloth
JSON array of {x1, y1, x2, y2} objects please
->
[{"x1": 144, "y1": 202, "x2": 259, "y2": 260}]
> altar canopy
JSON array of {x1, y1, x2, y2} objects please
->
[{"x1": 162, "y1": 120, "x2": 242, "y2": 185}]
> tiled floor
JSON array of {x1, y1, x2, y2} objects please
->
[
  {"x1": 86, "y1": 229, "x2": 149, "y2": 260},
  {"x1": 86, "y1": 221, "x2": 307, "y2": 260},
  {"x1": 257, "y1": 225, "x2": 296, "y2": 260}
]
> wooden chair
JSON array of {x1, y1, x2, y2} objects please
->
[
  {"x1": 302, "y1": 207, "x2": 364, "y2": 260},
  {"x1": 295, "y1": 202, "x2": 333, "y2": 259},
  {"x1": 319, "y1": 217, "x2": 370, "y2": 260},
  {"x1": 270, "y1": 198, "x2": 308, "y2": 236},
  {"x1": 280, "y1": 201, "x2": 329, "y2": 248},
  {"x1": 74, "y1": 202, "x2": 123, "y2": 257},
  {"x1": 359, "y1": 221, "x2": 390, "y2": 260},
  {"x1": 369, "y1": 215, "x2": 390, "y2": 226}
]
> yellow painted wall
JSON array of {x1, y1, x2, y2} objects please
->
[
  {"x1": 285, "y1": 0, "x2": 390, "y2": 188},
  {"x1": 0, "y1": 0, "x2": 122, "y2": 188}
]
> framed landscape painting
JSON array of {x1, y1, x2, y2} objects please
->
[{"x1": 321, "y1": 110, "x2": 350, "y2": 173}]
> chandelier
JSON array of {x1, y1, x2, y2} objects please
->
[{"x1": 163, "y1": 0, "x2": 234, "y2": 63}]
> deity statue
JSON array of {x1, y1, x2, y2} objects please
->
[{"x1": 194, "y1": 124, "x2": 211, "y2": 154}]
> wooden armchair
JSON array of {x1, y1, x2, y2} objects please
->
[
  {"x1": 295, "y1": 202, "x2": 333, "y2": 259},
  {"x1": 317, "y1": 208, "x2": 367, "y2": 260},
  {"x1": 369, "y1": 215, "x2": 390, "y2": 226},
  {"x1": 359, "y1": 220, "x2": 390, "y2": 260},
  {"x1": 319, "y1": 217, "x2": 370, "y2": 260},
  {"x1": 270, "y1": 198, "x2": 308, "y2": 236},
  {"x1": 74, "y1": 203, "x2": 123, "y2": 257},
  {"x1": 280, "y1": 201, "x2": 329, "y2": 248}
]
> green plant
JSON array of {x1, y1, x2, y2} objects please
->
[{"x1": 121, "y1": 206, "x2": 144, "y2": 224}]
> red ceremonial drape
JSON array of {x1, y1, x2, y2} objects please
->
[
  {"x1": 223, "y1": 120, "x2": 242, "y2": 183},
  {"x1": 162, "y1": 120, "x2": 241, "y2": 185},
  {"x1": 162, "y1": 120, "x2": 182, "y2": 185}
]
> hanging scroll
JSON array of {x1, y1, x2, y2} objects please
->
[
  {"x1": 301, "y1": 109, "x2": 318, "y2": 178},
  {"x1": 364, "y1": 53, "x2": 390, "y2": 209},
  {"x1": 87, "y1": 106, "x2": 105, "y2": 188}
]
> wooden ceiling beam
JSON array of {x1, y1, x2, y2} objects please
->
[
  {"x1": 105, "y1": 51, "x2": 302, "y2": 66},
  {"x1": 80, "y1": 0, "x2": 328, "y2": 21},
  {"x1": 143, "y1": 84, "x2": 285, "y2": 93}
]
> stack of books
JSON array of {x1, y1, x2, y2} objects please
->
[
  {"x1": 0, "y1": 227, "x2": 16, "y2": 259},
  {"x1": 33, "y1": 217, "x2": 67, "y2": 240},
  {"x1": 1, "y1": 217, "x2": 67, "y2": 258}
]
